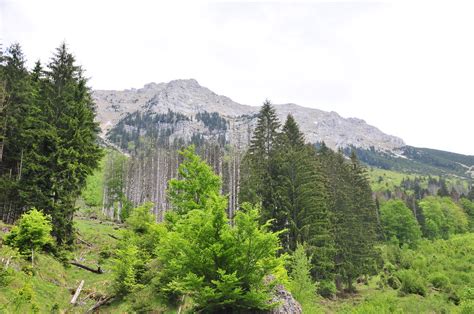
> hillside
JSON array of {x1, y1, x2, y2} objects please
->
[
  {"x1": 2, "y1": 216, "x2": 473, "y2": 313},
  {"x1": 95, "y1": 79, "x2": 473, "y2": 180},
  {"x1": 347, "y1": 146, "x2": 474, "y2": 179}
]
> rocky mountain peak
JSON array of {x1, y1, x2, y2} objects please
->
[{"x1": 93, "y1": 79, "x2": 405, "y2": 151}]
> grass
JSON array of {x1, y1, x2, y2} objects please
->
[
  {"x1": 0, "y1": 215, "x2": 122, "y2": 313},
  {"x1": 1, "y1": 208, "x2": 473, "y2": 313}
]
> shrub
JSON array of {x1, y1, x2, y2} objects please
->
[
  {"x1": 419, "y1": 196, "x2": 468, "y2": 239},
  {"x1": 318, "y1": 280, "x2": 337, "y2": 298},
  {"x1": 0, "y1": 265, "x2": 13, "y2": 287},
  {"x1": 112, "y1": 244, "x2": 144, "y2": 295},
  {"x1": 287, "y1": 244, "x2": 320, "y2": 311},
  {"x1": 396, "y1": 269, "x2": 427, "y2": 296},
  {"x1": 387, "y1": 276, "x2": 401, "y2": 289},
  {"x1": 4, "y1": 209, "x2": 54, "y2": 266},
  {"x1": 429, "y1": 272, "x2": 450, "y2": 290}
]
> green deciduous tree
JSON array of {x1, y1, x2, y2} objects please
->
[
  {"x1": 380, "y1": 199, "x2": 422, "y2": 247},
  {"x1": 419, "y1": 196, "x2": 468, "y2": 239},
  {"x1": 168, "y1": 145, "x2": 221, "y2": 214},
  {"x1": 154, "y1": 200, "x2": 285, "y2": 312},
  {"x1": 154, "y1": 147, "x2": 286, "y2": 312}
]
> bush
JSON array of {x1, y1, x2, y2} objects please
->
[
  {"x1": 429, "y1": 272, "x2": 450, "y2": 290},
  {"x1": 287, "y1": 244, "x2": 319, "y2": 311},
  {"x1": 3, "y1": 209, "x2": 54, "y2": 262},
  {"x1": 0, "y1": 265, "x2": 13, "y2": 287},
  {"x1": 318, "y1": 280, "x2": 337, "y2": 298},
  {"x1": 387, "y1": 276, "x2": 401, "y2": 289},
  {"x1": 397, "y1": 269, "x2": 427, "y2": 296},
  {"x1": 460, "y1": 301, "x2": 474, "y2": 314},
  {"x1": 112, "y1": 244, "x2": 144, "y2": 295}
]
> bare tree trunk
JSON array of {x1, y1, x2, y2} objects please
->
[{"x1": 70, "y1": 280, "x2": 85, "y2": 305}]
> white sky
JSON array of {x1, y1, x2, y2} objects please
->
[{"x1": 1, "y1": 0, "x2": 473, "y2": 155}]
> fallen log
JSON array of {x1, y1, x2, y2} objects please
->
[
  {"x1": 87, "y1": 295, "x2": 114, "y2": 313},
  {"x1": 70, "y1": 262, "x2": 103, "y2": 274},
  {"x1": 77, "y1": 237, "x2": 93, "y2": 247},
  {"x1": 107, "y1": 233, "x2": 120, "y2": 240},
  {"x1": 70, "y1": 280, "x2": 85, "y2": 305}
]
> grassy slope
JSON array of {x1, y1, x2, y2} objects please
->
[
  {"x1": 0, "y1": 218, "x2": 121, "y2": 313},
  {"x1": 368, "y1": 167, "x2": 470, "y2": 193},
  {"x1": 2, "y1": 216, "x2": 473, "y2": 313}
]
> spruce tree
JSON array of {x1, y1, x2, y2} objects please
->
[
  {"x1": 0, "y1": 43, "x2": 38, "y2": 221},
  {"x1": 276, "y1": 115, "x2": 334, "y2": 279},
  {"x1": 344, "y1": 151, "x2": 378, "y2": 290},
  {"x1": 40, "y1": 43, "x2": 102, "y2": 244},
  {"x1": 239, "y1": 100, "x2": 281, "y2": 226}
]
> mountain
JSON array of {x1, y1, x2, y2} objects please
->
[
  {"x1": 93, "y1": 79, "x2": 473, "y2": 179},
  {"x1": 93, "y1": 79, "x2": 404, "y2": 151}
]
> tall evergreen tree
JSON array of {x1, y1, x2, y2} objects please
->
[
  {"x1": 39, "y1": 43, "x2": 103, "y2": 244},
  {"x1": 0, "y1": 43, "x2": 38, "y2": 222},
  {"x1": 239, "y1": 100, "x2": 281, "y2": 226},
  {"x1": 276, "y1": 115, "x2": 334, "y2": 279}
]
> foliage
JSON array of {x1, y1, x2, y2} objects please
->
[
  {"x1": 376, "y1": 233, "x2": 474, "y2": 310},
  {"x1": 0, "y1": 42, "x2": 103, "y2": 245},
  {"x1": 379, "y1": 199, "x2": 421, "y2": 246},
  {"x1": 419, "y1": 196, "x2": 468, "y2": 239},
  {"x1": 396, "y1": 269, "x2": 427, "y2": 296},
  {"x1": 428, "y1": 272, "x2": 450, "y2": 290},
  {"x1": 112, "y1": 244, "x2": 143, "y2": 295},
  {"x1": 4, "y1": 209, "x2": 54, "y2": 256},
  {"x1": 287, "y1": 243, "x2": 321, "y2": 311},
  {"x1": 113, "y1": 202, "x2": 164, "y2": 295},
  {"x1": 154, "y1": 200, "x2": 285, "y2": 312},
  {"x1": 460, "y1": 197, "x2": 474, "y2": 231},
  {"x1": 168, "y1": 145, "x2": 222, "y2": 214}
]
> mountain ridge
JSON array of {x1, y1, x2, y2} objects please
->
[{"x1": 93, "y1": 78, "x2": 405, "y2": 151}]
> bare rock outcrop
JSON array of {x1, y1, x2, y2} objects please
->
[
  {"x1": 268, "y1": 283, "x2": 302, "y2": 314},
  {"x1": 93, "y1": 79, "x2": 405, "y2": 151}
]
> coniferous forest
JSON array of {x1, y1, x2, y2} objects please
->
[{"x1": 1, "y1": 44, "x2": 474, "y2": 313}]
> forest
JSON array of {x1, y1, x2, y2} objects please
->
[{"x1": 1, "y1": 44, "x2": 474, "y2": 313}]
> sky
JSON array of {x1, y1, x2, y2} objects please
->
[{"x1": 1, "y1": 0, "x2": 473, "y2": 155}]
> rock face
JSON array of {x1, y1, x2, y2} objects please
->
[
  {"x1": 268, "y1": 284, "x2": 302, "y2": 314},
  {"x1": 93, "y1": 79, "x2": 404, "y2": 151}
]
